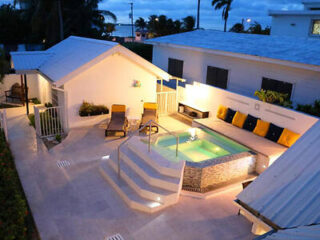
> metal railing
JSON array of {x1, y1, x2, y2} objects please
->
[
  {"x1": 34, "y1": 105, "x2": 65, "y2": 137},
  {"x1": 117, "y1": 119, "x2": 179, "y2": 178}
]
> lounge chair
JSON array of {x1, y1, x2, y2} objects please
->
[
  {"x1": 105, "y1": 105, "x2": 128, "y2": 137},
  {"x1": 139, "y1": 102, "x2": 159, "y2": 133}
]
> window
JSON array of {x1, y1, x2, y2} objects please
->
[
  {"x1": 261, "y1": 77, "x2": 293, "y2": 98},
  {"x1": 310, "y1": 8, "x2": 320, "y2": 10},
  {"x1": 168, "y1": 58, "x2": 184, "y2": 78},
  {"x1": 206, "y1": 66, "x2": 228, "y2": 89},
  {"x1": 311, "y1": 20, "x2": 320, "y2": 35}
]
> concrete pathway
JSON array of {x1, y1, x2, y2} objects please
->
[{"x1": 6, "y1": 108, "x2": 254, "y2": 240}]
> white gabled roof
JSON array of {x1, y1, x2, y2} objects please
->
[
  {"x1": 237, "y1": 120, "x2": 320, "y2": 229},
  {"x1": 11, "y1": 36, "x2": 171, "y2": 87},
  {"x1": 146, "y1": 30, "x2": 320, "y2": 71},
  {"x1": 257, "y1": 225, "x2": 320, "y2": 240}
]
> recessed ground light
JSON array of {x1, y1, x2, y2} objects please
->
[
  {"x1": 105, "y1": 233, "x2": 124, "y2": 240},
  {"x1": 101, "y1": 155, "x2": 110, "y2": 160}
]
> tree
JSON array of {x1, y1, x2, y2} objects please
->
[
  {"x1": 0, "y1": 4, "x2": 29, "y2": 44},
  {"x1": 135, "y1": 17, "x2": 146, "y2": 30},
  {"x1": 182, "y1": 16, "x2": 195, "y2": 31},
  {"x1": 0, "y1": 48, "x2": 10, "y2": 83},
  {"x1": 229, "y1": 23, "x2": 244, "y2": 33},
  {"x1": 12, "y1": 0, "x2": 117, "y2": 47},
  {"x1": 247, "y1": 21, "x2": 270, "y2": 35},
  {"x1": 211, "y1": 0, "x2": 233, "y2": 32}
]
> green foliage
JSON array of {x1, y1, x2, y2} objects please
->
[
  {"x1": 296, "y1": 100, "x2": 320, "y2": 117},
  {"x1": 44, "y1": 102, "x2": 53, "y2": 108},
  {"x1": 79, "y1": 101, "x2": 109, "y2": 117},
  {"x1": 0, "y1": 131, "x2": 39, "y2": 239},
  {"x1": 254, "y1": 89, "x2": 293, "y2": 108},
  {"x1": 3, "y1": 0, "x2": 117, "y2": 47},
  {"x1": 55, "y1": 134, "x2": 62, "y2": 143},
  {"x1": 0, "y1": 48, "x2": 10, "y2": 83},
  {"x1": 229, "y1": 21, "x2": 271, "y2": 35},
  {"x1": 30, "y1": 98, "x2": 41, "y2": 104},
  {"x1": 28, "y1": 114, "x2": 35, "y2": 127},
  {"x1": 122, "y1": 42, "x2": 153, "y2": 62},
  {"x1": 212, "y1": 0, "x2": 233, "y2": 32},
  {"x1": 146, "y1": 14, "x2": 195, "y2": 37},
  {"x1": 135, "y1": 17, "x2": 147, "y2": 30}
]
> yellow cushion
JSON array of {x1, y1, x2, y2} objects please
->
[
  {"x1": 278, "y1": 128, "x2": 301, "y2": 147},
  {"x1": 232, "y1": 111, "x2": 247, "y2": 128},
  {"x1": 144, "y1": 102, "x2": 157, "y2": 110},
  {"x1": 112, "y1": 105, "x2": 126, "y2": 112},
  {"x1": 216, "y1": 105, "x2": 228, "y2": 120},
  {"x1": 253, "y1": 120, "x2": 270, "y2": 137}
]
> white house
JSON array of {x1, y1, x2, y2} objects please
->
[
  {"x1": 10, "y1": 36, "x2": 171, "y2": 129},
  {"x1": 236, "y1": 120, "x2": 320, "y2": 235},
  {"x1": 146, "y1": 29, "x2": 320, "y2": 105},
  {"x1": 269, "y1": 0, "x2": 320, "y2": 38}
]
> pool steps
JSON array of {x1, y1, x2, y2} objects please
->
[{"x1": 99, "y1": 137, "x2": 185, "y2": 213}]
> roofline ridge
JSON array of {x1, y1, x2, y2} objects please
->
[{"x1": 67, "y1": 35, "x2": 119, "y2": 47}]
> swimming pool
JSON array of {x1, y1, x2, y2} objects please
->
[{"x1": 150, "y1": 128, "x2": 249, "y2": 163}]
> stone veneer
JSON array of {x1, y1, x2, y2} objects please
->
[{"x1": 182, "y1": 151, "x2": 256, "y2": 193}]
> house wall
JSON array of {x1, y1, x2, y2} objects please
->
[
  {"x1": 0, "y1": 74, "x2": 51, "y2": 103},
  {"x1": 178, "y1": 82, "x2": 318, "y2": 135},
  {"x1": 152, "y1": 45, "x2": 320, "y2": 105},
  {"x1": 271, "y1": 15, "x2": 320, "y2": 38},
  {"x1": 63, "y1": 53, "x2": 158, "y2": 128}
]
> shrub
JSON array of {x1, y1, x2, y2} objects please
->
[
  {"x1": 0, "y1": 131, "x2": 39, "y2": 239},
  {"x1": 44, "y1": 102, "x2": 53, "y2": 108},
  {"x1": 296, "y1": 100, "x2": 320, "y2": 117},
  {"x1": 55, "y1": 134, "x2": 62, "y2": 143},
  {"x1": 30, "y1": 98, "x2": 41, "y2": 104},
  {"x1": 28, "y1": 114, "x2": 35, "y2": 127},
  {"x1": 79, "y1": 101, "x2": 109, "y2": 117},
  {"x1": 254, "y1": 89, "x2": 292, "y2": 108}
]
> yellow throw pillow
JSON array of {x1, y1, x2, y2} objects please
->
[
  {"x1": 112, "y1": 105, "x2": 126, "y2": 112},
  {"x1": 144, "y1": 102, "x2": 158, "y2": 110},
  {"x1": 278, "y1": 128, "x2": 301, "y2": 147},
  {"x1": 232, "y1": 111, "x2": 247, "y2": 128},
  {"x1": 253, "y1": 120, "x2": 270, "y2": 137},
  {"x1": 216, "y1": 105, "x2": 228, "y2": 120}
]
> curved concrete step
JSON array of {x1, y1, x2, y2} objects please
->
[
  {"x1": 127, "y1": 137, "x2": 185, "y2": 178},
  {"x1": 120, "y1": 146, "x2": 181, "y2": 192},
  {"x1": 109, "y1": 158, "x2": 178, "y2": 205},
  {"x1": 99, "y1": 161, "x2": 165, "y2": 213}
]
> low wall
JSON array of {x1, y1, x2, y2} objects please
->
[{"x1": 178, "y1": 82, "x2": 318, "y2": 135}]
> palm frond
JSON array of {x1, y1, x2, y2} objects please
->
[{"x1": 99, "y1": 10, "x2": 117, "y2": 22}]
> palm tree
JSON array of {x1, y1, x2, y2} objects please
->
[
  {"x1": 211, "y1": 0, "x2": 233, "y2": 32},
  {"x1": 182, "y1": 16, "x2": 195, "y2": 31},
  {"x1": 135, "y1": 17, "x2": 146, "y2": 30}
]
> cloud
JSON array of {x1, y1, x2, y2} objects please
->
[{"x1": 100, "y1": 0, "x2": 304, "y2": 30}]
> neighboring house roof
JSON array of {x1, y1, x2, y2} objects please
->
[
  {"x1": 146, "y1": 30, "x2": 320, "y2": 71},
  {"x1": 11, "y1": 36, "x2": 171, "y2": 87},
  {"x1": 256, "y1": 225, "x2": 320, "y2": 240},
  {"x1": 269, "y1": 10, "x2": 320, "y2": 16},
  {"x1": 237, "y1": 120, "x2": 320, "y2": 229}
]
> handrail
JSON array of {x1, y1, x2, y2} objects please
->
[{"x1": 117, "y1": 119, "x2": 179, "y2": 178}]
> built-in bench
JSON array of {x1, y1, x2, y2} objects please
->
[{"x1": 193, "y1": 118, "x2": 288, "y2": 173}]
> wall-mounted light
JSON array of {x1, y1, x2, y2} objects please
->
[{"x1": 133, "y1": 80, "x2": 141, "y2": 88}]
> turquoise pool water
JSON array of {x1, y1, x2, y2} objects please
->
[{"x1": 148, "y1": 128, "x2": 249, "y2": 163}]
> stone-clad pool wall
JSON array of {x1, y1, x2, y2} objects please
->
[{"x1": 182, "y1": 152, "x2": 256, "y2": 193}]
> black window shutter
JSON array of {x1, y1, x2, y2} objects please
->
[
  {"x1": 262, "y1": 77, "x2": 293, "y2": 98},
  {"x1": 168, "y1": 58, "x2": 183, "y2": 78},
  {"x1": 206, "y1": 66, "x2": 228, "y2": 89}
]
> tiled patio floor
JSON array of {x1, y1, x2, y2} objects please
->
[{"x1": 5, "y1": 107, "x2": 254, "y2": 240}]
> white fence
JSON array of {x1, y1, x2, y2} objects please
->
[
  {"x1": 157, "y1": 91, "x2": 177, "y2": 116},
  {"x1": 0, "y1": 109, "x2": 8, "y2": 142},
  {"x1": 34, "y1": 106, "x2": 65, "y2": 137}
]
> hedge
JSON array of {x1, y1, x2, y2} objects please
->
[{"x1": 0, "y1": 131, "x2": 39, "y2": 239}]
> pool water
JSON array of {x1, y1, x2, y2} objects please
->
[{"x1": 148, "y1": 128, "x2": 249, "y2": 163}]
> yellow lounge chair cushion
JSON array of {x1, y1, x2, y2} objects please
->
[
  {"x1": 253, "y1": 120, "x2": 270, "y2": 137},
  {"x1": 278, "y1": 128, "x2": 301, "y2": 147},
  {"x1": 144, "y1": 102, "x2": 158, "y2": 110},
  {"x1": 232, "y1": 111, "x2": 247, "y2": 128},
  {"x1": 112, "y1": 105, "x2": 126, "y2": 112},
  {"x1": 216, "y1": 105, "x2": 228, "y2": 120}
]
